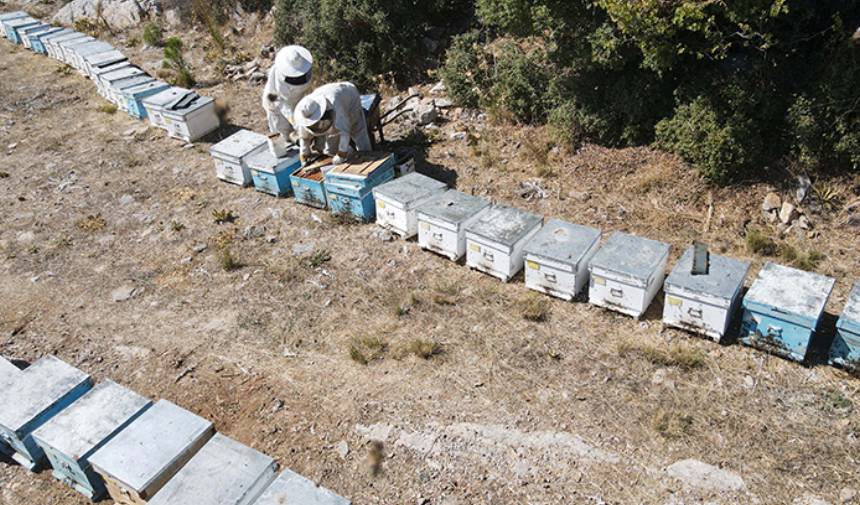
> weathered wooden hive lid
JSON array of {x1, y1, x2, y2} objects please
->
[
  {"x1": 0, "y1": 355, "x2": 90, "y2": 432},
  {"x1": 745, "y1": 262, "x2": 835, "y2": 320},
  {"x1": 246, "y1": 146, "x2": 301, "y2": 174},
  {"x1": 165, "y1": 91, "x2": 214, "y2": 113},
  {"x1": 254, "y1": 468, "x2": 351, "y2": 505},
  {"x1": 112, "y1": 75, "x2": 154, "y2": 91},
  {"x1": 418, "y1": 190, "x2": 490, "y2": 224},
  {"x1": 522, "y1": 218, "x2": 600, "y2": 265},
  {"x1": 372, "y1": 172, "x2": 446, "y2": 205},
  {"x1": 589, "y1": 231, "x2": 671, "y2": 280},
  {"x1": 148, "y1": 433, "x2": 277, "y2": 505},
  {"x1": 328, "y1": 151, "x2": 393, "y2": 179},
  {"x1": 666, "y1": 246, "x2": 750, "y2": 300},
  {"x1": 59, "y1": 35, "x2": 94, "y2": 49},
  {"x1": 64, "y1": 35, "x2": 96, "y2": 49},
  {"x1": 88, "y1": 399, "x2": 214, "y2": 492},
  {"x1": 33, "y1": 380, "x2": 151, "y2": 461},
  {"x1": 102, "y1": 65, "x2": 145, "y2": 82},
  {"x1": 142, "y1": 86, "x2": 190, "y2": 108},
  {"x1": 48, "y1": 31, "x2": 86, "y2": 44},
  {"x1": 838, "y1": 281, "x2": 860, "y2": 331},
  {"x1": 40, "y1": 27, "x2": 74, "y2": 40},
  {"x1": 211, "y1": 129, "x2": 268, "y2": 159},
  {"x1": 466, "y1": 204, "x2": 543, "y2": 246}
]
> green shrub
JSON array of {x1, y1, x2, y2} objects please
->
[
  {"x1": 548, "y1": 100, "x2": 580, "y2": 150},
  {"x1": 163, "y1": 37, "x2": 195, "y2": 87},
  {"x1": 143, "y1": 22, "x2": 163, "y2": 47},
  {"x1": 484, "y1": 42, "x2": 552, "y2": 124},
  {"x1": 440, "y1": 31, "x2": 488, "y2": 109}
]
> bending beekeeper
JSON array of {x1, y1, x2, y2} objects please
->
[
  {"x1": 261, "y1": 45, "x2": 313, "y2": 147},
  {"x1": 293, "y1": 82, "x2": 372, "y2": 165}
]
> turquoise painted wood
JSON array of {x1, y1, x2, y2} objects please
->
[
  {"x1": 0, "y1": 12, "x2": 28, "y2": 38},
  {"x1": 19, "y1": 23, "x2": 53, "y2": 49},
  {"x1": 291, "y1": 158, "x2": 334, "y2": 209},
  {"x1": 123, "y1": 80, "x2": 171, "y2": 119},
  {"x1": 29, "y1": 27, "x2": 65, "y2": 54},
  {"x1": 246, "y1": 148, "x2": 302, "y2": 197},
  {"x1": 5, "y1": 17, "x2": 39, "y2": 44},
  {"x1": 831, "y1": 281, "x2": 860, "y2": 370},
  {"x1": 324, "y1": 152, "x2": 395, "y2": 222},
  {"x1": 740, "y1": 262, "x2": 835, "y2": 362},
  {"x1": 0, "y1": 356, "x2": 93, "y2": 470}
]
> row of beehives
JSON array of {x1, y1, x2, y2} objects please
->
[
  {"x1": 0, "y1": 11, "x2": 221, "y2": 143},
  {"x1": 0, "y1": 355, "x2": 351, "y2": 505}
]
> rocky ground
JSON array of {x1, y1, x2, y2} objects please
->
[{"x1": 1, "y1": 4, "x2": 860, "y2": 505}]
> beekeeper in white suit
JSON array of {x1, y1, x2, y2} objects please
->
[
  {"x1": 293, "y1": 82, "x2": 372, "y2": 165},
  {"x1": 261, "y1": 45, "x2": 313, "y2": 146}
]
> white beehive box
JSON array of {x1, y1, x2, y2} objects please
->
[
  {"x1": 0, "y1": 356, "x2": 22, "y2": 456},
  {"x1": 210, "y1": 129, "x2": 269, "y2": 186},
  {"x1": 141, "y1": 87, "x2": 189, "y2": 129},
  {"x1": 32, "y1": 381, "x2": 152, "y2": 500},
  {"x1": 253, "y1": 469, "x2": 351, "y2": 505},
  {"x1": 0, "y1": 356, "x2": 92, "y2": 470},
  {"x1": 100, "y1": 66, "x2": 147, "y2": 104},
  {"x1": 57, "y1": 34, "x2": 94, "y2": 64},
  {"x1": 148, "y1": 433, "x2": 278, "y2": 505},
  {"x1": 89, "y1": 399, "x2": 215, "y2": 504},
  {"x1": 69, "y1": 40, "x2": 113, "y2": 74},
  {"x1": 18, "y1": 23, "x2": 52, "y2": 49},
  {"x1": 662, "y1": 247, "x2": 751, "y2": 341},
  {"x1": 45, "y1": 31, "x2": 87, "y2": 59},
  {"x1": 161, "y1": 91, "x2": 220, "y2": 142},
  {"x1": 0, "y1": 11, "x2": 29, "y2": 38},
  {"x1": 111, "y1": 75, "x2": 156, "y2": 111},
  {"x1": 522, "y1": 219, "x2": 601, "y2": 301},
  {"x1": 464, "y1": 205, "x2": 543, "y2": 282},
  {"x1": 83, "y1": 49, "x2": 127, "y2": 79},
  {"x1": 92, "y1": 61, "x2": 133, "y2": 96},
  {"x1": 34, "y1": 27, "x2": 73, "y2": 54},
  {"x1": 416, "y1": 190, "x2": 490, "y2": 261},
  {"x1": 372, "y1": 172, "x2": 447, "y2": 238},
  {"x1": 588, "y1": 232, "x2": 671, "y2": 318}
]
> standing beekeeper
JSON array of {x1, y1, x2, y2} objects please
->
[
  {"x1": 293, "y1": 82, "x2": 372, "y2": 165},
  {"x1": 261, "y1": 45, "x2": 313, "y2": 146}
]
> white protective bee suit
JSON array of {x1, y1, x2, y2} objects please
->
[
  {"x1": 293, "y1": 82, "x2": 372, "y2": 165},
  {"x1": 261, "y1": 45, "x2": 313, "y2": 143}
]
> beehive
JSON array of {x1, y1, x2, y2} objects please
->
[
  {"x1": 740, "y1": 262, "x2": 835, "y2": 362},
  {"x1": 112, "y1": 75, "x2": 156, "y2": 111},
  {"x1": 416, "y1": 190, "x2": 490, "y2": 261},
  {"x1": 4, "y1": 17, "x2": 39, "y2": 44},
  {"x1": 99, "y1": 66, "x2": 148, "y2": 104},
  {"x1": 62, "y1": 36, "x2": 100, "y2": 67},
  {"x1": 89, "y1": 399, "x2": 215, "y2": 505},
  {"x1": 290, "y1": 157, "x2": 335, "y2": 209},
  {"x1": 246, "y1": 147, "x2": 302, "y2": 197},
  {"x1": 57, "y1": 34, "x2": 94, "y2": 64},
  {"x1": 663, "y1": 247, "x2": 750, "y2": 341},
  {"x1": 32, "y1": 381, "x2": 152, "y2": 500},
  {"x1": 0, "y1": 11, "x2": 28, "y2": 38},
  {"x1": 123, "y1": 80, "x2": 172, "y2": 120},
  {"x1": 91, "y1": 61, "x2": 133, "y2": 98},
  {"x1": 372, "y1": 172, "x2": 447, "y2": 238},
  {"x1": 325, "y1": 152, "x2": 397, "y2": 222},
  {"x1": 68, "y1": 40, "x2": 113, "y2": 74},
  {"x1": 141, "y1": 87, "x2": 189, "y2": 129},
  {"x1": 588, "y1": 232, "x2": 671, "y2": 318},
  {"x1": 831, "y1": 281, "x2": 860, "y2": 370},
  {"x1": 0, "y1": 356, "x2": 22, "y2": 455},
  {"x1": 18, "y1": 23, "x2": 52, "y2": 49},
  {"x1": 26, "y1": 26, "x2": 64, "y2": 54},
  {"x1": 148, "y1": 433, "x2": 278, "y2": 505},
  {"x1": 522, "y1": 219, "x2": 601, "y2": 301},
  {"x1": 82, "y1": 49, "x2": 127, "y2": 79},
  {"x1": 0, "y1": 356, "x2": 92, "y2": 470},
  {"x1": 464, "y1": 205, "x2": 543, "y2": 282},
  {"x1": 44, "y1": 31, "x2": 86, "y2": 59},
  {"x1": 253, "y1": 469, "x2": 351, "y2": 505},
  {"x1": 160, "y1": 91, "x2": 220, "y2": 142},
  {"x1": 210, "y1": 130, "x2": 270, "y2": 187}
]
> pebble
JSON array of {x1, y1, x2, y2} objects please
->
[
  {"x1": 665, "y1": 458, "x2": 746, "y2": 492},
  {"x1": 119, "y1": 194, "x2": 134, "y2": 205},
  {"x1": 336, "y1": 440, "x2": 349, "y2": 459},
  {"x1": 841, "y1": 488, "x2": 857, "y2": 503},
  {"x1": 111, "y1": 285, "x2": 137, "y2": 302},
  {"x1": 193, "y1": 243, "x2": 208, "y2": 253}
]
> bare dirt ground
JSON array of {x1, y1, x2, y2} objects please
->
[{"x1": 1, "y1": 15, "x2": 860, "y2": 505}]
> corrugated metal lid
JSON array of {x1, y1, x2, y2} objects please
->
[
  {"x1": 148, "y1": 433, "x2": 276, "y2": 505},
  {"x1": 523, "y1": 218, "x2": 600, "y2": 266},
  {"x1": 465, "y1": 204, "x2": 543, "y2": 246},
  {"x1": 88, "y1": 399, "x2": 213, "y2": 492},
  {"x1": 372, "y1": 172, "x2": 447, "y2": 205},
  {"x1": 838, "y1": 281, "x2": 860, "y2": 329},
  {"x1": 665, "y1": 247, "x2": 750, "y2": 300},
  {"x1": 211, "y1": 129, "x2": 268, "y2": 159},
  {"x1": 589, "y1": 232, "x2": 671, "y2": 280},
  {"x1": 254, "y1": 469, "x2": 351, "y2": 505},
  {"x1": 417, "y1": 190, "x2": 489, "y2": 224},
  {"x1": 0, "y1": 356, "x2": 90, "y2": 431},
  {"x1": 32, "y1": 380, "x2": 150, "y2": 460},
  {"x1": 745, "y1": 262, "x2": 835, "y2": 321}
]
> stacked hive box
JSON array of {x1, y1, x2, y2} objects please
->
[
  {"x1": 89, "y1": 399, "x2": 215, "y2": 504},
  {"x1": 247, "y1": 146, "x2": 302, "y2": 197},
  {"x1": 417, "y1": 190, "x2": 490, "y2": 261},
  {"x1": 25, "y1": 26, "x2": 63, "y2": 53},
  {"x1": 32, "y1": 381, "x2": 152, "y2": 500},
  {"x1": 465, "y1": 205, "x2": 543, "y2": 282},
  {"x1": 523, "y1": 219, "x2": 601, "y2": 301},
  {"x1": 0, "y1": 356, "x2": 93, "y2": 470},
  {"x1": 325, "y1": 152, "x2": 396, "y2": 222},
  {"x1": 0, "y1": 11, "x2": 28, "y2": 37},
  {"x1": 372, "y1": 172, "x2": 448, "y2": 238},
  {"x1": 211, "y1": 130, "x2": 270, "y2": 187},
  {"x1": 123, "y1": 81, "x2": 172, "y2": 120},
  {"x1": 18, "y1": 23, "x2": 51, "y2": 49},
  {"x1": 831, "y1": 282, "x2": 860, "y2": 370}
]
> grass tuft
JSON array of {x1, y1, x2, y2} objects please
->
[
  {"x1": 76, "y1": 214, "x2": 107, "y2": 232},
  {"x1": 219, "y1": 248, "x2": 243, "y2": 271},
  {"x1": 746, "y1": 228, "x2": 777, "y2": 256},
  {"x1": 406, "y1": 339, "x2": 443, "y2": 360},
  {"x1": 97, "y1": 103, "x2": 118, "y2": 114},
  {"x1": 212, "y1": 209, "x2": 237, "y2": 224},
  {"x1": 520, "y1": 294, "x2": 549, "y2": 322},
  {"x1": 306, "y1": 249, "x2": 332, "y2": 268},
  {"x1": 652, "y1": 408, "x2": 694, "y2": 439},
  {"x1": 349, "y1": 336, "x2": 387, "y2": 365},
  {"x1": 616, "y1": 339, "x2": 706, "y2": 370}
]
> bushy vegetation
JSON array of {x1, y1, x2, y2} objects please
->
[
  {"x1": 142, "y1": 22, "x2": 163, "y2": 47},
  {"x1": 162, "y1": 37, "x2": 195, "y2": 88}
]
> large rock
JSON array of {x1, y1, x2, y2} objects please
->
[
  {"x1": 763, "y1": 192, "x2": 782, "y2": 213},
  {"x1": 779, "y1": 201, "x2": 799, "y2": 224},
  {"x1": 54, "y1": 0, "x2": 146, "y2": 31},
  {"x1": 666, "y1": 459, "x2": 746, "y2": 492}
]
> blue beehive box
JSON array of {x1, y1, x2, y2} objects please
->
[
  {"x1": 741, "y1": 262, "x2": 835, "y2": 362},
  {"x1": 34, "y1": 27, "x2": 73, "y2": 55},
  {"x1": 831, "y1": 281, "x2": 860, "y2": 370},
  {"x1": 123, "y1": 80, "x2": 171, "y2": 119},
  {"x1": 0, "y1": 11, "x2": 28, "y2": 38},
  {"x1": 4, "y1": 17, "x2": 39, "y2": 44},
  {"x1": 246, "y1": 147, "x2": 302, "y2": 197},
  {"x1": 27, "y1": 26, "x2": 64, "y2": 54},
  {"x1": 0, "y1": 356, "x2": 93, "y2": 470},
  {"x1": 19, "y1": 23, "x2": 52, "y2": 50},
  {"x1": 325, "y1": 152, "x2": 395, "y2": 221},
  {"x1": 32, "y1": 381, "x2": 152, "y2": 500},
  {"x1": 291, "y1": 156, "x2": 335, "y2": 209},
  {"x1": 253, "y1": 469, "x2": 351, "y2": 505}
]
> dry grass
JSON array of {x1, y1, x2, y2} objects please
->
[
  {"x1": 219, "y1": 248, "x2": 243, "y2": 271},
  {"x1": 431, "y1": 280, "x2": 461, "y2": 306},
  {"x1": 212, "y1": 209, "x2": 238, "y2": 224},
  {"x1": 97, "y1": 103, "x2": 118, "y2": 114},
  {"x1": 75, "y1": 214, "x2": 107, "y2": 233},
  {"x1": 405, "y1": 338, "x2": 443, "y2": 360},
  {"x1": 520, "y1": 294, "x2": 549, "y2": 322},
  {"x1": 746, "y1": 228, "x2": 777, "y2": 256},
  {"x1": 349, "y1": 336, "x2": 387, "y2": 365},
  {"x1": 779, "y1": 244, "x2": 824, "y2": 272},
  {"x1": 616, "y1": 339, "x2": 706, "y2": 370},
  {"x1": 651, "y1": 408, "x2": 695, "y2": 439}
]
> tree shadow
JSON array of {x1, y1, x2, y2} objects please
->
[{"x1": 383, "y1": 128, "x2": 458, "y2": 187}]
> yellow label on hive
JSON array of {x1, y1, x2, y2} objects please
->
[
  {"x1": 667, "y1": 296, "x2": 682, "y2": 306},
  {"x1": 526, "y1": 261, "x2": 540, "y2": 270},
  {"x1": 330, "y1": 194, "x2": 337, "y2": 200},
  {"x1": 469, "y1": 242, "x2": 480, "y2": 252},
  {"x1": 378, "y1": 200, "x2": 386, "y2": 209},
  {"x1": 420, "y1": 222, "x2": 430, "y2": 230},
  {"x1": 593, "y1": 276, "x2": 605, "y2": 286}
]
